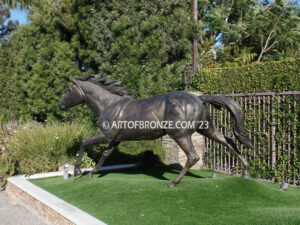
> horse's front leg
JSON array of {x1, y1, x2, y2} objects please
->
[
  {"x1": 74, "y1": 132, "x2": 108, "y2": 176},
  {"x1": 88, "y1": 141, "x2": 120, "y2": 177}
]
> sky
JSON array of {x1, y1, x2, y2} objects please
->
[{"x1": 6, "y1": 8, "x2": 29, "y2": 25}]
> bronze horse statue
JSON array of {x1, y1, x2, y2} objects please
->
[{"x1": 59, "y1": 75, "x2": 252, "y2": 187}]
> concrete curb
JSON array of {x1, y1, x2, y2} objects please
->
[
  {"x1": 6, "y1": 163, "x2": 138, "y2": 225},
  {"x1": 27, "y1": 163, "x2": 138, "y2": 180}
]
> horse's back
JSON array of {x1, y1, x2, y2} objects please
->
[
  {"x1": 125, "y1": 91, "x2": 204, "y2": 119},
  {"x1": 164, "y1": 91, "x2": 205, "y2": 115},
  {"x1": 118, "y1": 91, "x2": 206, "y2": 121}
]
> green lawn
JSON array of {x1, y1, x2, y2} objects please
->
[{"x1": 31, "y1": 167, "x2": 300, "y2": 225}]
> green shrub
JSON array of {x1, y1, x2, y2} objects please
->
[
  {"x1": 0, "y1": 118, "x2": 165, "y2": 182},
  {"x1": 80, "y1": 152, "x2": 96, "y2": 168},
  {"x1": 0, "y1": 120, "x2": 95, "y2": 175},
  {"x1": 192, "y1": 59, "x2": 300, "y2": 94}
]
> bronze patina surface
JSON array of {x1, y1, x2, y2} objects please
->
[{"x1": 59, "y1": 75, "x2": 252, "y2": 187}]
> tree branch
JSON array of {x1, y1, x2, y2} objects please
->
[
  {"x1": 225, "y1": 0, "x2": 235, "y2": 23},
  {"x1": 264, "y1": 18, "x2": 279, "y2": 49},
  {"x1": 257, "y1": 17, "x2": 280, "y2": 62},
  {"x1": 265, "y1": 40, "x2": 278, "y2": 52},
  {"x1": 260, "y1": 34, "x2": 264, "y2": 50}
]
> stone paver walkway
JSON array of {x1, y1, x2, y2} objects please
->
[{"x1": 0, "y1": 190, "x2": 47, "y2": 225}]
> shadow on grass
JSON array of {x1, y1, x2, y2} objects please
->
[
  {"x1": 77, "y1": 148, "x2": 208, "y2": 181},
  {"x1": 81, "y1": 163, "x2": 206, "y2": 181}
]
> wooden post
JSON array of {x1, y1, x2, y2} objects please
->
[
  {"x1": 192, "y1": 0, "x2": 198, "y2": 74},
  {"x1": 271, "y1": 96, "x2": 276, "y2": 170}
]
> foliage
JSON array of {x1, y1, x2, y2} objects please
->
[
  {"x1": 192, "y1": 59, "x2": 300, "y2": 94},
  {"x1": 0, "y1": 0, "x2": 194, "y2": 120},
  {"x1": 1, "y1": 0, "x2": 32, "y2": 8},
  {"x1": 0, "y1": 0, "x2": 299, "y2": 121},
  {"x1": 0, "y1": 0, "x2": 95, "y2": 121},
  {"x1": 0, "y1": 115, "x2": 16, "y2": 187},
  {"x1": 193, "y1": 59, "x2": 299, "y2": 183},
  {"x1": 80, "y1": 152, "x2": 95, "y2": 169},
  {"x1": 217, "y1": 0, "x2": 300, "y2": 62},
  {"x1": 203, "y1": 93, "x2": 299, "y2": 184},
  {"x1": 91, "y1": 0, "x2": 193, "y2": 98},
  {"x1": 0, "y1": 120, "x2": 95, "y2": 176},
  {"x1": 0, "y1": 117, "x2": 165, "y2": 184}
]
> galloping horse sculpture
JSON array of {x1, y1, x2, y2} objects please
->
[{"x1": 59, "y1": 75, "x2": 252, "y2": 187}]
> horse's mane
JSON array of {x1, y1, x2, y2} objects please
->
[{"x1": 75, "y1": 74, "x2": 132, "y2": 97}]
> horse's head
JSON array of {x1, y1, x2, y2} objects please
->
[{"x1": 59, "y1": 78, "x2": 86, "y2": 111}]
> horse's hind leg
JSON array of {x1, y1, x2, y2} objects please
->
[
  {"x1": 87, "y1": 141, "x2": 120, "y2": 177},
  {"x1": 198, "y1": 127, "x2": 250, "y2": 178},
  {"x1": 168, "y1": 135, "x2": 200, "y2": 188}
]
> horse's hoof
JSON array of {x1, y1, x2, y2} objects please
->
[
  {"x1": 168, "y1": 182, "x2": 176, "y2": 188},
  {"x1": 242, "y1": 170, "x2": 250, "y2": 179},
  {"x1": 74, "y1": 168, "x2": 82, "y2": 176},
  {"x1": 87, "y1": 172, "x2": 94, "y2": 178}
]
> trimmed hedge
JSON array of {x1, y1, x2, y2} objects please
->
[{"x1": 192, "y1": 59, "x2": 300, "y2": 94}]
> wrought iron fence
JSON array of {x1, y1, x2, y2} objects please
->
[{"x1": 204, "y1": 91, "x2": 299, "y2": 185}]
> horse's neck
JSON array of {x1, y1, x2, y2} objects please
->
[{"x1": 82, "y1": 83, "x2": 122, "y2": 117}]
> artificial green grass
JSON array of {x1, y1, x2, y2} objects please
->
[{"x1": 31, "y1": 168, "x2": 300, "y2": 225}]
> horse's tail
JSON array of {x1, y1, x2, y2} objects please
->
[{"x1": 199, "y1": 94, "x2": 253, "y2": 148}]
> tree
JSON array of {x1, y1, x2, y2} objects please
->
[
  {"x1": 0, "y1": 0, "x2": 299, "y2": 121},
  {"x1": 195, "y1": 0, "x2": 260, "y2": 67},
  {"x1": 0, "y1": 0, "x2": 94, "y2": 121},
  {"x1": 220, "y1": 0, "x2": 300, "y2": 62},
  {"x1": 91, "y1": 0, "x2": 193, "y2": 98},
  {"x1": 2, "y1": 0, "x2": 31, "y2": 8},
  {"x1": 255, "y1": 0, "x2": 300, "y2": 61}
]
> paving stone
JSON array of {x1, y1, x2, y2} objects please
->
[{"x1": 0, "y1": 190, "x2": 47, "y2": 225}]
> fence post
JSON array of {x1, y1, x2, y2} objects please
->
[{"x1": 271, "y1": 95, "x2": 276, "y2": 170}]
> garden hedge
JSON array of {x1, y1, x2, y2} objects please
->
[{"x1": 192, "y1": 59, "x2": 300, "y2": 94}]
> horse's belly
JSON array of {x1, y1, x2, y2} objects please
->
[{"x1": 115, "y1": 129, "x2": 164, "y2": 141}]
